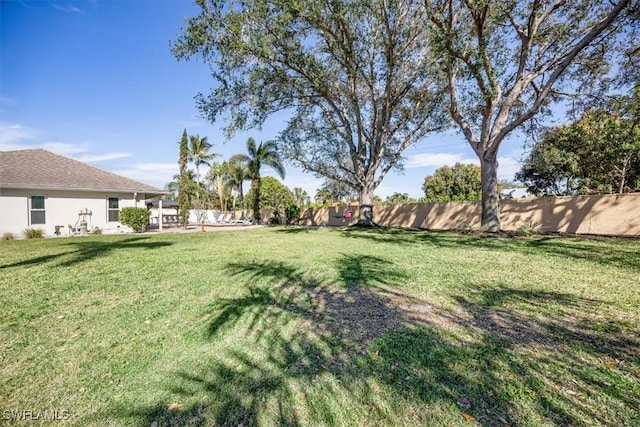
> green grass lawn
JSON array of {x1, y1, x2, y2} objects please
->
[{"x1": 1, "y1": 227, "x2": 639, "y2": 426}]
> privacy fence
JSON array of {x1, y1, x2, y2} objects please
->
[{"x1": 277, "y1": 193, "x2": 640, "y2": 236}]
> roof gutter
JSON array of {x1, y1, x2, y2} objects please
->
[{"x1": 0, "y1": 183, "x2": 170, "y2": 196}]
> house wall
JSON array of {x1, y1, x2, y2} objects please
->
[
  {"x1": 292, "y1": 193, "x2": 640, "y2": 236},
  {"x1": 0, "y1": 188, "x2": 149, "y2": 237}
]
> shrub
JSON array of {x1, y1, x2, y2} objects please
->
[
  {"x1": 514, "y1": 222, "x2": 540, "y2": 237},
  {"x1": 2, "y1": 232, "x2": 16, "y2": 240},
  {"x1": 269, "y1": 209, "x2": 283, "y2": 225},
  {"x1": 24, "y1": 228, "x2": 44, "y2": 239},
  {"x1": 459, "y1": 222, "x2": 479, "y2": 234},
  {"x1": 118, "y1": 207, "x2": 150, "y2": 233},
  {"x1": 285, "y1": 204, "x2": 301, "y2": 225}
]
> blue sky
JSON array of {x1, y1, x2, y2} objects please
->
[{"x1": 1, "y1": 0, "x2": 530, "y2": 199}]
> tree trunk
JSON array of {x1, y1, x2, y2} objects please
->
[
  {"x1": 252, "y1": 178, "x2": 261, "y2": 223},
  {"x1": 480, "y1": 154, "x2": 501, "y2": 232},
  {"x1": 355, "y1": 187, "x2": 377, "y2": 227}
]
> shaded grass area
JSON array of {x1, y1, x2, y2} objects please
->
[{"x1": 1, "y1": 228, "x2": 639, "y2": 426}]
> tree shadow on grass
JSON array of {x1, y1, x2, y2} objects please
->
[
  {"x1": 0, "y1": 236, "x2": 172, "y2": 269},
  {"x1": 337, "y1": 227, "x2": 640, "y2": 272},
  {"x1": 123, "y1": 257, "x2": 640, "y2": 426},
  {"x1": 273, "y1": 226, "x2": 321, "y2": 234}
]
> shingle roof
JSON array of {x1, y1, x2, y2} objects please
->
[{"x1": 0, "y1": 149, "x2": 165, "y2": 194}]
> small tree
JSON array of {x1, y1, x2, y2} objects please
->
[
  {"x1": 178, "y1": 129, "x2": 192, "y2": 228},
  {"x1": 422, "y1": 163, "x2": 482, "y2": 203},
  {"x1": 118, "y1": 207, "x2": 150, "y2": 233}
]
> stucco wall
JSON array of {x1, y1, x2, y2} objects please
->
[
  {"x1": 292, "y1": 194, "x2": 640, "y2": 236},
  {"x1": 0, "y1": 188, "x2": 150, "y2": 237}
]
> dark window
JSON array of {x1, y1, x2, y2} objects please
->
[
  {"x1": 30, "y1": 196, "x2": 46, "y2": 224},
  {"x1": 108, "y1": 198, "x2": 119, "y2": 222}
]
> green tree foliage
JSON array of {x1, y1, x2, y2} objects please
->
[
  {"x1": 118, "y1": 207, "x2": 150, "y2": 233},
  {"x1": 314, "y1": 179, "x2": 358, "y2": 206},
  {"x1": 518, "y1": 100, "x2": 640, "y2": 195},
  {"x1": 292, "y1": 187, "x2": 310, "y2": 208},
  {"x1": 228, "y1": 158, "x2": 251, "y2": 212},
  {"x1": 422, "y1": 163, "x2": 482, "y2": 203},
  {"x1": 178, "y1": 129, "x2": 192, "y2": 228},
  {"x1": 188, "y1": 134, "x2": 220, "y2": 185},
  {"x1": 385, "y1": 193, "x2": 415, "y2": 205},
  {"x1": 427, "y1": 0, "x2": 632, "y2": 230},
  {"x1": 207, "y1": 161, "x2": 230, "y2": 212},
  {"x1": 245, "y1": 177, "x2": 295, "y2": 219},
  {"x1": 172, "y1": 0, "x2": 447, "y2": 226},
  {"x1": 230, "y1": 138, "x2": 285, "y2": 223}
]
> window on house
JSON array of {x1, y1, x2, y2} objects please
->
[
  {"x1": 108, "y1": 198, "x2": 119, "y2": 222},
  {"x1": 30, "y1": 196, "x2": 46, "y2": 225}
]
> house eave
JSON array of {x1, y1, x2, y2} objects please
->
[{"x1": 0, "y1": 183, "x2": 169, "y2": 196}]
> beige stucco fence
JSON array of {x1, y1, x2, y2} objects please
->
[{"x1": 284, "y1": 194, "x2": 640, "y2": 236}]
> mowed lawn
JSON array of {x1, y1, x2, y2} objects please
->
[{"x1": 1, "y1": 227, "x2": 639, "y2": 426}]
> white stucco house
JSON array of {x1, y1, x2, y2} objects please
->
[{"x1": 0, "y1": 149, "x2": 167, "y2": 237}]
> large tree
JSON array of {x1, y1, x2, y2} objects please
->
[
  {"x1": 314, "y1": 178, "x2": 358, "y2": 206},
  {"x1": 172, "y1": 0, "x2": 446, "y2": 226},
  {"x1": 427, "y1": 0, "x2": 633, "y2": 231},
  {"x1": 230, "y1": 138, "x2": 286, "y2": 223}
]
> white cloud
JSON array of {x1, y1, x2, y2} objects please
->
[
  {"x1": 111, "y1": 163, "x2": 178, "y2": 188},
  {"x1": 52, "y1": 4, "x2": 84, "y2": 14},
  {"x1": 406, "y1": 150, "x2": 522, "y2": 181},
  {"x1": 75, "y1": 152, "x2": 132, "y2": 162},
  {"x1": 0, "y1": 123, "x2": 40, "y2": 146},
  {"x1": 0, "y1": 122, "x2": 132, "y2": 164},
  {"x1": 405, "y1": 152, "x2": 478, "y2": 169},
  {"x1": 497, "y1": 156, "x2": 522, "y2": 181}
]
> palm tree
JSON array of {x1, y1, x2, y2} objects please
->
[
  {"x1": 207, "y1": 161, "x2": 230, "y2": 212},
  {"x1": 188, "y1": 134, "x2": 220, "y2": 185},
  {"x1": 230, "y1": 138, "x2": 285, "y2": 223},
  {"x1": 228, "y1": 158, "x2": 251, "y2": 213},
  {"x1": 292, "y1": 187, "x2": 309, "y2": 207}
]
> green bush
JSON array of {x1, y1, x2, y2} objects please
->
[
  {"x1": 285, "y1": 204, "x2": 301, "y2": 225},
  {"x1": 2, "y1": 232, "x2": 16, "y2": 240},
  {"x1": 269, "y1": 209, "x2": 283, "y2": 225},
  {"x1": 118, "y1": 207, "x2": 150, "y2": 233},
  {"x1": 459, "y1": 222, "x2": 479, "y2": 235},
  {"x1": 514, "y1": 222, "x2": 541, "y2": 237},
  {"x1": 24, "y1": 228, "x2": 44, "y2": 239}
]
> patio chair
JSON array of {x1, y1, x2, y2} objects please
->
[
  {"x1": 230, "y1": 215, "x2": 253, "y2": 225},
  {"x1": 210, "y1": 212, "x2": 223, "y2": 224}
]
